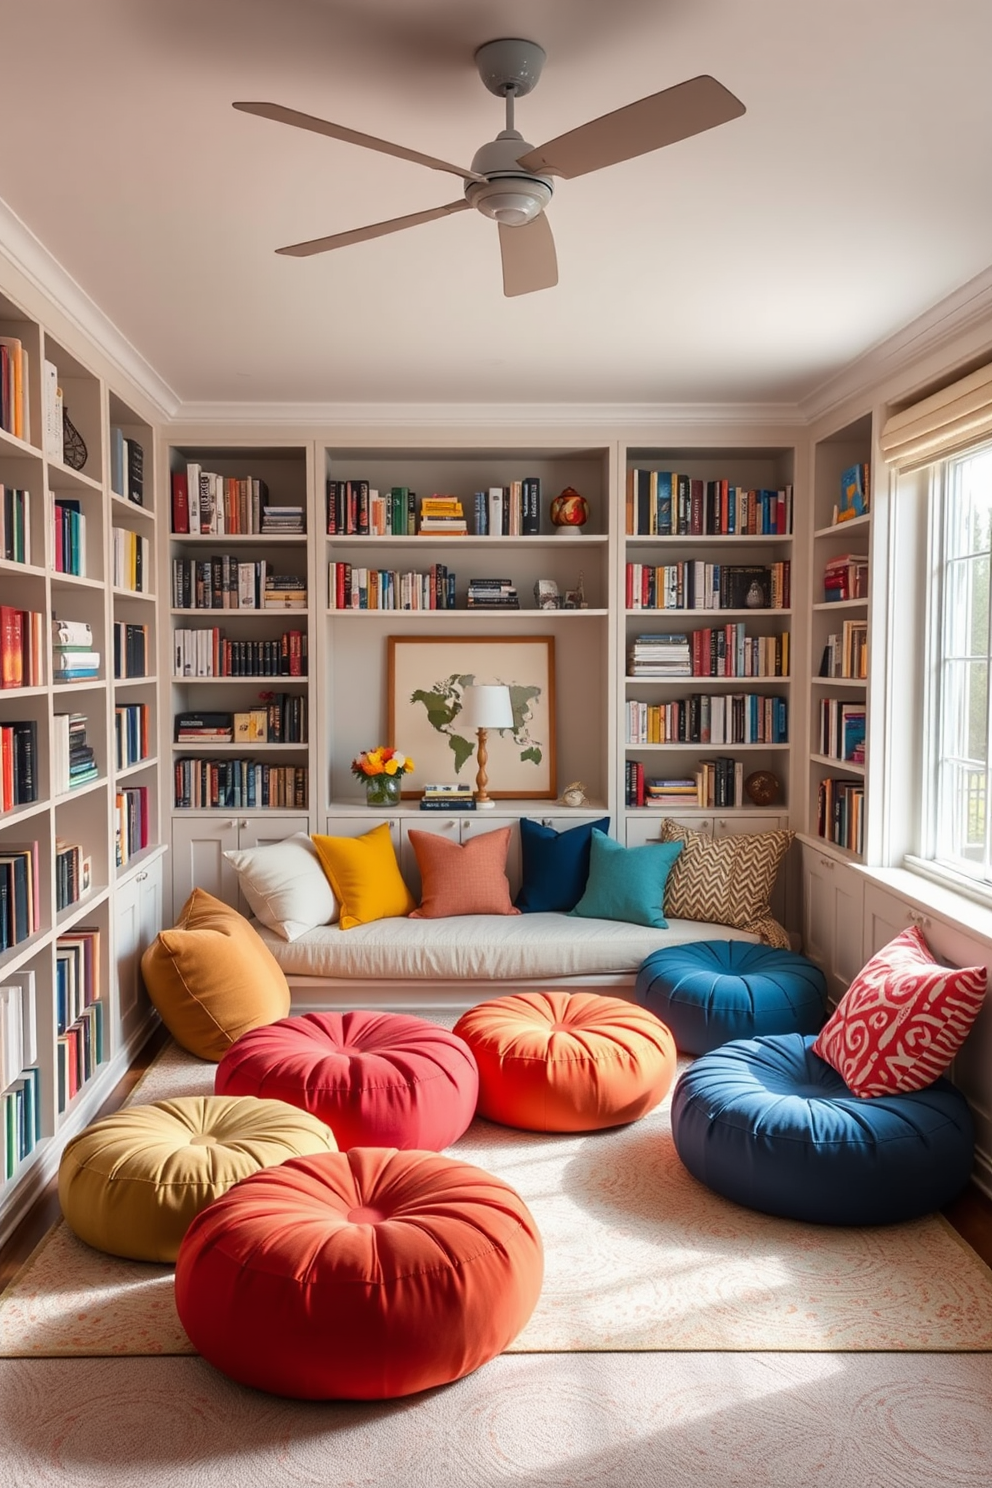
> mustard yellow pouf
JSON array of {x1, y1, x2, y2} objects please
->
[{"x1": 58, "y1": 1094, "x2": 337, "y2": 1262}]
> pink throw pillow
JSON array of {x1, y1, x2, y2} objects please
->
[
  {"x1": 812, "y1": 925, "x2": 987, "y2": 1097},
  {"x1": 409, "y1": 827, "x2": 520, "y2": 919}
]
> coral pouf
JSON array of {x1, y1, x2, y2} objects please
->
[
  {"x1": 214, "y1": 1010, "x2": 479, "y2": 1151},
  {"x1": 175, "y1": 1147, "x2": 544, "y2": 1399},
  {"x1": 58, "y1": 1095, "x2": 336, "y2": 1262},
  {"x1": 453, "y1": 990, "x2": 676, "y2": 1132}
]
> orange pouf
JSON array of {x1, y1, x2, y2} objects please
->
[
  {"x1": 175, "y1": 1148, "x2": 543, "y2": 1400},
  {"x1": 453, "y1": 991, "x2": 676, "y2": 1132}
]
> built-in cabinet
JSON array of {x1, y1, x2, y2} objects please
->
[{"x1": 0, "y1": 284, "x2": 165, "y2": 1246}]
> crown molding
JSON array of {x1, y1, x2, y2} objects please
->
[
  {"x1": 799, "y1": 264, "x2": 992, "y2": 425},
  {"x1": 0, "y1": 197, "x2": 179, "y2": 418},
  {"x1": 170, "y1": 398, "x2": 808, "y2": 430}
]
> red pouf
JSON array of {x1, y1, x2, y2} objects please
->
[
  {"x1": 214, "y1": 1010, "x2": 478, "y2": 1151},
  {"x1": 175, "y1": 1148, "x2": 544, "y2": 1399}
]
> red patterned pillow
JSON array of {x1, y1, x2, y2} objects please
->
[{"x1": 812, "y1": 926, "x2": 987, "y2": 1097}]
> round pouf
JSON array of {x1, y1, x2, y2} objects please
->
[
  {"x1": 635, "y1": 940, "x2": 827, "y2": 1055},
  {"x1": 670, "y1": 1033, "x2": 976, "y2": 1225},
  {"x1": 58, "y1": 1095, "x2": 337, "y2": 1262},
  {"x1": 453, "y1": 990, "x2": 676, "y2": 1132},
  {"x1": 214, "y1": 1010, "x2": 479, "y2": 1151},
  {"x1": 175, "y1": 1147, "x2": 544, "y2": 1399}
]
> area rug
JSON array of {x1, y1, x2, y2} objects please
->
[{"x1": 2, "y1": 1039, "x2": 992, "y2": 1356}]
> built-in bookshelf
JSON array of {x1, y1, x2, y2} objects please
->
[
  {"x1": 0, "y1": 283, "x2": 166, "y2": 1247},
  {"x1": 619, "y1": 446, "x2": 797, "y2": 845},
  {"x1": 805, "y1": 414, "x2": 873, "y2": 860}
]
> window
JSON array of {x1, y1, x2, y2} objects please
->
[{"x1": 929, "y1": 444, "x2": 992, "y2": 884}]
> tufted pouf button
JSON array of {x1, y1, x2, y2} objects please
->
[
  {"x1": 634, "y1": 939, "x2": 827, "y2": 1055},
  {"x1": 58, "y1": 1095, "x2": 337, "y2": 1262},
  {"x1": 175, "y1": 1147, "x2": 544, "y2": 1399},
  {"x1": 453, "y1": 990, "x2": 676, "y2": 1132},
  {"x1": 670, "y1": 1033, "x2": 976, "y2": 1226},
  {"x1": 214, "y1": 1010, "x2": 479, "y2": 1151}
]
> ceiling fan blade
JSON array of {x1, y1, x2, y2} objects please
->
[
  {"x1": 498, "y1": 215, "x2": 558, "y2": 298},
  {"x1": 276, "y1": 200, "x2": 471, "y2": 257},
  {"x1": 233, "y1": 101, "x2": 486, "y2": 184},
  {"x1": 516, "y1": 75, "x2": 745, "y2": 180}
]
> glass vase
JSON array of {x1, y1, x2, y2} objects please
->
[{"x1": 364, "y1": 772, "x2": 402, "y2": 808}]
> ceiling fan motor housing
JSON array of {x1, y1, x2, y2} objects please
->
[{"x1": 465, "y1": 130, "x2": 554, "y2": 226}]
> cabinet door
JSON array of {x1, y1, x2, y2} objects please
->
[
  {"x1": 400, "y1": 815, "x2": 462, "y2": 901},
  {"x1": 801, "y1": 844, "x2": 864, "y2": 1004},
  {"x1": 171, "y1": 818, "x2": 240, "y2": 913},
  {"x1": 115, "y1": 858, "x2": 164, "y2": 1042},
  {"x1": 237, "y1": 816, "x2": 311, "y2": 851},
  {"x1": 458, "y1": 815, "x2": 522, "y2": 900},
  {"x1": 625, "y1": 815, "x2": 713, "y2": 848}
]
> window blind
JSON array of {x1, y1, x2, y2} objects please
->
[{"x1": 880, "y1": 360, "x2": 992, "y2": 470}]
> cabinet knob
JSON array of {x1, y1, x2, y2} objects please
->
[
  {"x1": 226, "y1": 819, "x2": 236, "y2": 829},
  {"x1": 819, "y1": 856, "x2": 835, "y2": 870},
  {"x1": 137, "y1": 871, "x2": 147, "y2": 882},
  {"x1": 907, "y1": 908, "x2": 931, "y2": 930},
  {"x1": 541, "y1": 818, "x2": 553, "y2": 827},
  {"x1": 239, "y1": 819, "x2": 248, "y2": 829}
]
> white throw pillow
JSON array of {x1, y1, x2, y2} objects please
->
[{"x1": 223, "y1": 832, "x2": 339, "y2": 940}]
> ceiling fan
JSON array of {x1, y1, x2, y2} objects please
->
[{"x1": 234, "y1": 38, "x2": 745, "y2": 298}]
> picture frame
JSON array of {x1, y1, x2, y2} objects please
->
[{"x1": 387, "y1": 634, "x2": 556, "y2": 799}]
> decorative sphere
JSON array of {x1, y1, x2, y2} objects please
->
[
  {"x1": 744, "y1": 770, "x2": 781, "y2": 806},
  {"x1": 550, "y1": 487, "x2": 589, "y2": 527}
]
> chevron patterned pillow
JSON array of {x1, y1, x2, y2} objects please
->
[{"x1": 658, "y1": 821, "x2": 794, "y2": 949}]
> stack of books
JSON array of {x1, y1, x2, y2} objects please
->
[
  {"x1": 175, "y1": 711, "x2": 234, "y2": 743},
  {"x1": 419, "y1": 782, "x2": 476, "y2": 811},
  {"x1": 628, "y1": 633, "x2": 692, "y2": 678},
  {"x1": 466, "y1": 577, "x2": 520, "y2": 609},
  {"x1": 52, "y1": 618, "x2": 99, "y2": 682},
  {"x1": 260, "y1": 504, "x2": 305, "y2": 534},
  {"x1": 418, "y1": 496, "x2": 468, "y2": 535},
  {"x1": 263, "y1": 573, "x2": 307, "y2": 609},
  {"x1": 644, "y1": 777, "x2": 698, "y2": 808},
  {"x1": 52, "y1": 711, "x2": 98, "y2": 793},
  {"x1": 823, "y1": 553, "x2": 869, "y2": 601}
]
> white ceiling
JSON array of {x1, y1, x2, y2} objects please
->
[{"x1": 3, "y1": 0, "x2": 992, "y2": 415}]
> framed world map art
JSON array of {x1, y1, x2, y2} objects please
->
[{"x1": 387, "y1": 635, "x2": 556, "y2": 799}]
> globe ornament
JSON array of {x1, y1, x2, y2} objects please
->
[
  {"x1": 550, "y1": 487, "x2": 589, "y2": 535},
  {"x1": 744, "y1": 770, "x2": 781, "y2": 806}
]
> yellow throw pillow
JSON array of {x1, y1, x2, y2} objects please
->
[
  {"x1": 140, "y1": 889, "x2": 291, "y2": 1061},
  {"x1": 311, "y1": 823, "x2": 416, "y2": 929}
]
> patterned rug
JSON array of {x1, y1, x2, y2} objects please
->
[{"x1": 2, "y1": 1040, "x2": 992, "y2": 1356}]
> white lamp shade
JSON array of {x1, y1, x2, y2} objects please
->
[{"x1": 459, "y1": 684, "x2": 514, "y2": 730}]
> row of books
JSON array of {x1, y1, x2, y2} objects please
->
[
  {"x1": 625, "y1": 692, "x2": 789, "y2": 746},
  {"x1": 2, "y1": 1065, "x2": 41, "y2": 1180},
  {"x1": 0, "y1": 484, "x2": 31, "y2": 564},
  {"x1": 173, "y1": 759, "x2": 309, "y2": 809},
  {"x1": 171, "y1": 557, "x2": 307, "y2": 611},
  {"x1": 109, "y1": 427, "x2": 144, "y2": 506},
  {"x1": 1, "y1": 962, "x2": 40, "y2": 1177},
  {"x1": 625, "y1": 561, "x2": 791, "y2": 612},
  {"x1": 115, "y1": 702, "x2": 151, "y2": 770},
  {"x1": 55, "y1": 838, "x2": 91, "y2": 912},
  {"x1": 0, "y1": 335, "x2": 30, "y2": 442},
  {"x1": 114, "y1": 621, "x2": 150, "y2": 679},
  {"x1": 823, "y1": 552, "x2": 869, "y2": 602},
  {"x1": 112, "y1": 525, "x2": 151, "y2": 593},
  {"x1": 819, "y1": 621, "x2": 868, "y2": 680},
  {"x1": 52, "y1": 711, "x2": 98, "y2": 794},
  {"x1": 629, "y1": 628, "x2": 791, "y2": 680},
  {"x1": 818, "y1": 699, "x2": 866, "y2": 763},
  {"x1": 0, "y1": 841, "x2": 40, "y2": 951},
  {"x1": 170, "y1": 468, "x2": 301, "y2": 536},
  {"x1": 175, "y1": 695, "x2": 308, "y2": 744},
  {"x1": 325, "y1": 480, "x2": 543, "y2": 537},
  {"x1": 626, "y1": 472, "x2": 793, "y2": 537},
  {"x1": 0, "y1": 605, "x2": 44, "y2": 689},
  {"x1": 116, "y1": 784, "x2": 150, "y2": 867},
  {"x1": 52, "y1": 498, "x2": 86, "y2": 576},
  {"x1": 58, "y1": 998, "x2": 105, "y2": 1112},
  {"x1": 173, "y1": 628, "x2": 307, "y2": 679},
  {"x1": 419, "y1": 783, "x2": 477, "y2": 811},
  {"x1": 817, "y1": 777, "x2": 864, "y2": 854},
  {"x1": 55, "y1": 926, "x2": 103, "y2": 1111},
  {"x1": 0, "y1": 720, "x2": 38, "y2": 812},
  {"x1": 328, "y1": 562, "x2": 457, "y2": 611}
]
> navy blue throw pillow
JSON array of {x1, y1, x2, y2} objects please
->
[{"x1": 515, "y1": 816, "x2": 611, "y2": 913}]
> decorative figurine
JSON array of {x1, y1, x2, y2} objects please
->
[
  {"x1": 563, "y1": 571, "x2": 587, "y2": 609},
  {"x1": 558, "y1": 781, "x2": 589, "y2": 807},
  {"x1": 62, "y1": 407, "x2": 88, "y2": 471},
  {"x1": 550, "y1": 486, "x2": 589, "y2": 534},
  {"x1": 534, "y1": 578, "x2": 561, "y2": 609},
  {"x1": 744, "y1": 769, "x2": 781, "y2": 806}
]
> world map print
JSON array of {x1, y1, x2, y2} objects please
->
[{"x1": 409, "y1": 672, "x2": 544, "y2": 775}]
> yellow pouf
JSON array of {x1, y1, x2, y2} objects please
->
[{"x1": 58, "y1": 1094, "x2": 337, "y2": 1262}]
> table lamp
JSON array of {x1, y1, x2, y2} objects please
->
[{"x1": 459, "y1": 684, "x2": 514, "y2": 808}]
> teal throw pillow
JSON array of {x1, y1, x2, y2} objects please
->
[{"x1": 569, "y1": 830, "x2": 682, "y2": 929}]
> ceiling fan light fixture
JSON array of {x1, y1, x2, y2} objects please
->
[{"x1": 465, "y1": 175, "x2": 553, "y2": 225}]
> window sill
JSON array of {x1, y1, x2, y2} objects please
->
[{"x1": 862, "y1": 858, "x2": 992, "y2": 949}]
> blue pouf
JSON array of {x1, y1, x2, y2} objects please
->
[
  {"x1": 671, "y1": 1034, "x2": 975, "y2": 1226},
  {"x1": 635, "y1": 940, "x2": 827, "y2": 1055}
]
